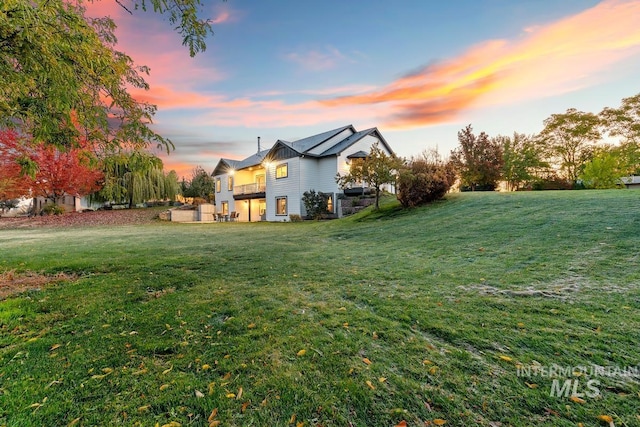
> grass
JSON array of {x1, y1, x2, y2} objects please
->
[{"x1": 1, "y1": 190, "x2": 639, "y2": 426}]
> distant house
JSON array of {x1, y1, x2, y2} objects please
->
[
  {"x1": 620, "y1": 176, "x2": 640, "y2": 189},
  {"x1": 211, "y1": 125, "x2": 395, "y2": 221}
]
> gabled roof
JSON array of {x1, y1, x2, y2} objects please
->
[
  {"x1": 212, "y1": 149, "x2": 270, "y2": 176},
  {"x1": 319, "y1": 127, "x2": 395, "y2": 157}
]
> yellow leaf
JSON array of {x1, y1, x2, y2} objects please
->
[
  {"x1": 208, "y1": 408, "x2": 218, "y2": 422},
  {"x1": 138, "y1": 405, "x2": 151, "y2": 412},
  {"x1": 237, "y1": 387, "x2": 243, "y2": 400},
  {"x1": 226, "y1": 393, "x2": 236, "y2": 398},
  {"x1": 202, "y1": 364, "x2": 211, "y2": 370},
  {"x1": 433, "y1": 419, "x2": 447, "y2": 425},
  {"x1": 209, "y1": 422, "x2": 221, "y2": 427},
  {"x1": 208, "y1": 382, "x2": 216, "y2": 395},
  {"x1": 597, "y1": 415, "x2": 613, "y2": 423},
  {"x1": 423, "y1": 359, "x2": 433, "y2": 365},
  {"x1": 517, "y1": 322, "x2": 525, "y2": 328},
  {"x1": 499, "y1": 355, "x2": 513, "y2": 362},
  {"x1": 362, "y1": 357, "x2": 372, "y2": 365},
  {"x1": 132, "y1": 368, "x2": 148, "y2": 376},
  {"x1": 161, "y1": 423, "x2": 181, "y2": 427},
  {"x1": 365, "y1": 380, "x2": 376, "y2": 390},
  {"x1": 372, "y1": 331, "x2": 379, "y2": 339},
  {"x1": 68, "y1": 417, "x2": 81, "y2": 426},
  {"x1": 297, "y1": 349, "x2": 306, "y2": 357},
  {"x1": 162, "y1": 366, "x2": 173, "y2": 375},
  {"x1": 289, "y1": 413, "x2": 297, "y2": 424},
  {"x1": 379, "y1": 377, "x2": 387, "y2": 383},
  {"x1": 223, "y1": 372, "x2": 231, "y2": 380},
  {"x1": 223, "y1": 354, "x2": 231, "y2": 359},
  {"x1": 102, "y1": 368, "x2": 113, "y2": 374},
  {"x1": 343, "y1": 322, "x2": 349, "y2": 328},
  {"x1": 241, "y1": 401, "x2": 250, "y2": 413},
  {"x1": 248, "y1": 323, "x2": 256, "y2": 329},
  {"x1": 570, "y1": 396, "x2": 585, "y2": 404},
  {"x1": 296, "y1": 423, "x2": 304, "y2": 427},
  {"x1": 160, "y1": 384, "x2": 170, "y2": 391},
  {"x1": 429, "y1": 366, "x2": 438, "y2": 375},
  {"x1": 50, "y1": 344, "x2": 62, "y2": 351},
  {"x1": 525, "y1": 382, "x2": 538, "y2": 389}
]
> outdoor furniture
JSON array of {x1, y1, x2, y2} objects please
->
[{"x1": 229, "y1": 211, "x2": 238, "y2": 222}]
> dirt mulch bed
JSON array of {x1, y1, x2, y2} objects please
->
[
  {"x1": 0, "y1": 208, "x2": 164, "y2": 230},
  {"x1": 0, "y1": 270, "x2": 76, "y2": 299}
]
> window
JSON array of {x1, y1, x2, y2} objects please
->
[
  {"x1": 276, "y1": 163, "x2": 288, "y2": 179},
  {"x1": 276, "y1": 197, "x2": 287, "y2": 215},
  {"x1": 221, "y1": 201, "x2": 229, "y2": 215},
  {"x1": 326, "y1": 194, "x2": 333, "y2": 213},
  {"x1": 216, "y1": 178, "x2": 221, "y2": 193},
  {"x1": 259, "y1": 199, "x2": 266, "y2": 216},
  {"x1": 227, "y1": 175, "x2": 233, "y2": 191}
]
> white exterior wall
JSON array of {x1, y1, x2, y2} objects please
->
[
  {"x1": 214, "y1": 173, "x2": 235, "y2": 215},
  {"x1": 266, "y1": 157, "x2": 301, "y2": 221},
  {"x1": 297, "y1": 156, "x2": 340, "y2": 216}
]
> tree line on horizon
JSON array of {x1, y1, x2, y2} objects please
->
[{"x1": 450, "y1": 93, "x2": 640, "y2": 192}]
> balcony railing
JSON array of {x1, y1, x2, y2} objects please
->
[{"x1": 234, "y1": 183, "x2": 266, "y2": 195}]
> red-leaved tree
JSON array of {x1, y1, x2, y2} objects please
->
[{"x1": 0, "y1": 129, "x2": 104, "y2": 209}]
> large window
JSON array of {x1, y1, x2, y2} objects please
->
[
  {"x1": 276, "y1": 197, "x2": 287, "y2": 216},
  {"x1": 215, "y1": 178, "x2": 221, "y2": 193},
  {"x1": 276, "y1": 163, "x2": 288, "y2": 179},
  {"x1": 227, "y1": 175, "x2": 233, "y2": 191}
]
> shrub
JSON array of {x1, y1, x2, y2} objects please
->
[
  {"x1": 42, "y1": 203, "x2": 65, "y2": 215},
  {"x1": 289, "y1": 214, "x2": 303, "y2": 222},
  {"x1": 397, "y1": 156, "x2": 455, "y2": 208},
  {"x1": 302, "y1": 189, "x2": 328, "y2": 220}
]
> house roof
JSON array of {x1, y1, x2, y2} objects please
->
[
  {"x1": 212, "y1": 125, "x2": 395, "y2": 176},
  {"x1": 212, "y1": 149, "x2": 270, "y2": 176}
]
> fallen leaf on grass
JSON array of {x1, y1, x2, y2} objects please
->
[
  {"x1": 202, "y1": 364, "x2": 211, "y2": 370},
  {"x1": 162, "y1": 366, "x2": 173, "y2": 375},
  {"x1": 570, "y1": 396, "x2": 585, "y2": 404},
  {"x1": 289, "y1": 414, "x2": 297, "y2": 424},
  {"x1": 379, "y1": 377, "x2": 387, "y2": 383},
  {"x1": 362, "y1": 357, "x2": 372, "y2": 365},
  {"x1": 597, "y1": 415, "x2": 614, "y2": 426},
  {"x1": 132, "y1": 368, "x2": 148, "y2": 376},
  {"x1": 226, "y1": 392, "x2": 236, "y2": 398},
  {"x1": 209, "y1": 422, "x2": 220, "y2": 427},
  {"x1": 395, "y1": 421, "x2": 407, "y2": 427},
  {"x1": 160, "y1": 384, "x2": 170, "y2": 391},
  {"x1": 433, "y1": 420, "x2": 447, "y2": 426},
  {"x1": 67, "y1": 417, "x2": 81, "y2": 426},
  {"x1": 50, "y1": 344, "x2": 62, "y2": 351},
  {"x1": 241, "y1": 401, "x2": 250, "y2": 413},
  {"x1": 138, "y1": 405, "x2": 151, "y2": 412},
  {"x1": 428, "y1": 366, "x2": 438, "y2": 375},
  {"x1": 525, "y1": 382, "x2": 538, "y2": 389},
  {"x1": 195, "y1": 390, "x2": 204, "y2": 398},
  {"x1": 297, "y1": 349, "x2": 306, "y2": 357},
  {"x1": 208, "y1": 408, "x2": 218, "y2": 422},
  {"x1": 499, "y1": 355, "x2": 512, "y2": 362},
  {"x1": 236, "y1": 387, "x2": 243, "y2": 400},
  {"x1": 161, "y1": 422, "x2": 181, "y2": 427},
  {"x1": 365, "y1": 380, "x2": 376, "y2": 390}
]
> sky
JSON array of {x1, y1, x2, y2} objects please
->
[{"x1": 85, "y1": 0, "x2": 640, "y2": 179}]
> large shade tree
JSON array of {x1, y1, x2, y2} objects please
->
[
  {"x1": 1, "y1": 0, "x2": 214, "y2": 158},
  {"x1": 0, "y1": 129, "x2": 104, "y2": 207},
  {"x1": 538, "y1": 108, "x2": 601, "y2": 184},
  {"x1": 496, "y1": 132, "x2": 548, "y2": 191},
  {"x1": 93, "y1": 151, "x2": 179, "y2": 207},
  {"x1": 450, "y1": 125, "x2": 503, "y2": 191}
]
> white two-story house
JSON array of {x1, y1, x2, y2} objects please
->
[{"x1": 211, "y1": 125, "x2": 395, "y2": 222}]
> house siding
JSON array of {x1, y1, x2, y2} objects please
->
[{"x1": 267, "y1": 157, "x2": 301, "y2": 221}]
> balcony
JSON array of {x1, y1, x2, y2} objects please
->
[{"x1": 233, "y1": 183, "x2": 266, "y2": 199}]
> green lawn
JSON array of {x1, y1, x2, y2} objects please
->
[{"x1": 1, "y1": 191, "x2": 639, "y2": 427}]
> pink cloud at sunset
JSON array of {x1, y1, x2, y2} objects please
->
[{"x1": 321, "y1": 0, "x2": 640, "y2": 129}]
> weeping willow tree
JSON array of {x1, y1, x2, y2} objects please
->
[{"x1": 93, "y1": 151, "x2": 180, "y2": 206}]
